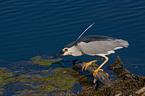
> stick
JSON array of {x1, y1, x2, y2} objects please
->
[{"x1": 72, "y1": 60, "x2": 112, "y2": 87}]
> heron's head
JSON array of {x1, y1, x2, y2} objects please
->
[
  {"x1": 53, "y1": 47, "x2": 74, "y2": 58},
  {"x1": 53, "y1": 45, "x2": 82, "y2": 58}
]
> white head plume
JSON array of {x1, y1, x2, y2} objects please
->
[{"x1": 76, "y1": 23, "x2": 95, "y2": 42}]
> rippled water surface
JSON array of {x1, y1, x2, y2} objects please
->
[{"x1": 0, "y1": 1, "x2": 145, "y2": 76}]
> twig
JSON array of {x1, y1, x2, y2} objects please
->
[{"x1": 72, "y1": 60, "x2": 112, "y2": 87}]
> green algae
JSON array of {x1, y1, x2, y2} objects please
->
[
  {"x1": 0, "y1": 91, "x2": 3, "y2": 95},
  {"x1": 34, "y1": 74, "x2": 78, "y2": 93},
  {"x1": 53, "y1": 67, "x2": 76, "y2": 73},
  {"x1": 42, "y1": 70, "x2": 49, "y2": 74},
  {"x1": 0, "y1": 58, "x2": 92, "y2": 95},
  {"x1": 4, "y1": 67, "x2": 79, "y2": 95},
  {"x1": 0, "y1": 77, "x2": 3, "y2": 83},
  {"x1": 0, "y1": 60, "x2": 91, "y2": 95},
  {"x1": 0, "y1": 67, "x2": 14, "y2": 95},
  {"x1": 31, "y1": 56, "x2": 62, "y2": 66},
  {"x1": 0, "y1": 67, "x2": 13, "y2": 87},
  {"x1": 0, "y1": 67, "x2": 13, "y2": 79},
  {"x1": 27, "y1": 67, "x2": 79, "y2": 93},
  {"x1": 5, "y1": 75, "x2": 30, "y2": 83},
  {"x1": 16, "y1": 89, "x2": 35, "y2": 94},
  {"x1": 0, "y1": 70, "x2": 79, "y2": 95}
]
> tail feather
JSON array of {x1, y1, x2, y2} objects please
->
[{"x1": 118, "y1": 39, "x2": 129, "y2": 47}]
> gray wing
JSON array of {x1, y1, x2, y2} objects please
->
[{"x1": 77, "y1": 38, "x2": 129, "y2": 55}]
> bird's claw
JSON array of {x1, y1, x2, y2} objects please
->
[
  {"x1": 93, "y1": 68, "x2": 104, "y2": 77},
  {"x1": 82, "y1": 62, "x2": 93, "y2": 71}
]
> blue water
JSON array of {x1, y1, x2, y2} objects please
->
[{"x1": 0, "y1": 0, "x2": 145, "y2": 76}]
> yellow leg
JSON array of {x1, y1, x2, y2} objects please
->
[
  {"x1": 93, "y1": 56, "x2": 108, "y2": 77},
  {"x1": 82, "y1": 57, "x2": 103, "y2": 71}
]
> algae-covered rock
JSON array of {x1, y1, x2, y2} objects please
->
[
  {"x1": 0, "y1": 58, "x2": 88, "y2": 96},
  {"x1": 34, "y1": 74, "x2": 78, "y2": 93},
  {"x1": 5, "y1": 67, "x2": 79, "y2": 95},
  {"x1": 31, "y1": 56, "x2": 62, "y2": 66},
  {"x1": 26, "y1": 67, "x2": 79, "y2": 93}
]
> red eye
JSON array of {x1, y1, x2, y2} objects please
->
[{"x1": 65, "y1": 49, "x2": 68, "y2": 51}]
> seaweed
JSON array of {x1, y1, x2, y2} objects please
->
[{"x1": 31, "y1": 56, "x2": 62, "y2": 66}]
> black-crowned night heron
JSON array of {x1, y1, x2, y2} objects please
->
[{"x1": 54, "y1": 24, "x2": 129, "y2": 77}]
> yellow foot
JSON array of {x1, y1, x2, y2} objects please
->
[
  {"x1": 82, "y1": 61, "x2": 93, "y2": 71},
  {"x1": 93, "y1": 68, "x2": 104, "y2": 77}
]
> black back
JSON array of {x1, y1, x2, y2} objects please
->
[
  {"x1": 78, "y1": 35, "x2": 116, "y2": 43},
  {"x1": 65, "y1": 35, "x2": 117, "y2": 48}
]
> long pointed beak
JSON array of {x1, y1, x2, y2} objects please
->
[{"x1": 53, "y1": 51, "x2": 64, "y2": 59}]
